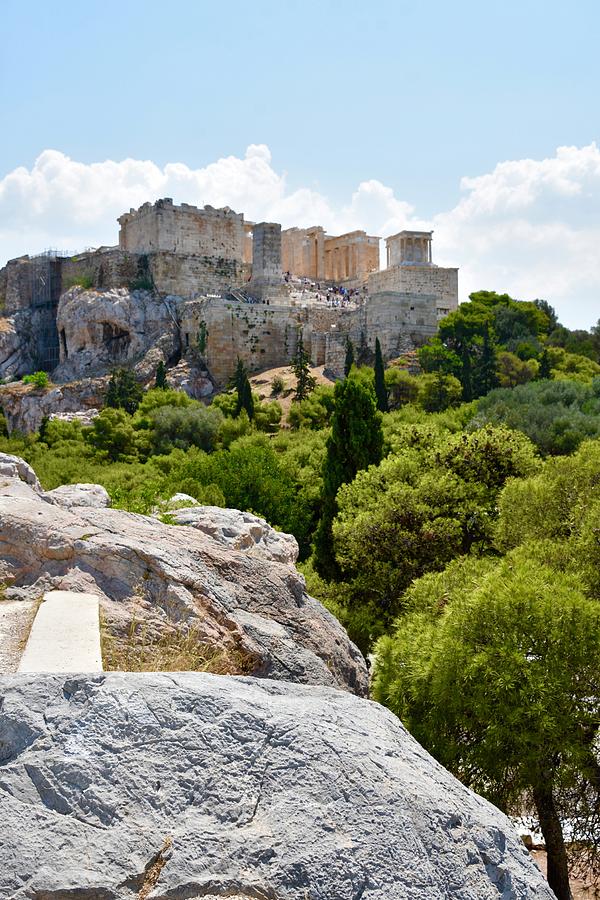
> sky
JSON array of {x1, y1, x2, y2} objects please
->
[{"x1": 1, "y1": 0, "x2": 599, "y2": 328}]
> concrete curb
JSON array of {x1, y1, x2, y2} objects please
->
[{"x1": 18, "y1": 590, "x2": 103, "y2": 673}]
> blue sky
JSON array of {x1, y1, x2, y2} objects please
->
[{"x1": 2, "y1": 0, "x2": 600, "y2": 327}]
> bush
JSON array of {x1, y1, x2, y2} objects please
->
[
  {"x1": 63, "y1": 272, "x2": 94, "y2": 290},
  {"x1": 271, "y1": 374, "x2": 285, "y2": 395},
  {"x1": 472, "y1": 377, "x2": 600, "y2": 455},
  {"x1": 22, "y1": 371, "x2": 49, "y2": 389},
  {"x1": 149, "y1": 405, "x2": 223, "y2": 455}
]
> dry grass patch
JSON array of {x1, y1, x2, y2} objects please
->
[{"x1": 101, "y1": 612, "x2": 255, "y2": 674}]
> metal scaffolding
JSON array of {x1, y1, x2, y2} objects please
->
[{"x1": 29, "y1": 251, "x2": 68, "y2": 371}]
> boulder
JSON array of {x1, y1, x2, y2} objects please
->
[
  {"x1": 0, "y1": 672, "x2": 554, "y2": 899},
  {"x1": 0, "y1": 452, "x2": 41, "y2": 493},
  {"x1": 44, "y1": 482, "x2": 111, "y2": 509},
  {"x1": 167, "y1": 504, "x2": 299, "y2": 565},
  {"x1": 0, "y1": 457, "x2": 367, "y2": 694}
]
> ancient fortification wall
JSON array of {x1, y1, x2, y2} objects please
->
[
  {"x1": 179, "y1": 290, "x2": 437, "y2": 386},
  {"x1": 369, "y1": 265, "x2": 459, "y2": 316},
  {"x1": 118, "y1": 198, "x2": 245, "y2": 260}
]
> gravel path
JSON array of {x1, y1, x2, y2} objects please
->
[{"x1": 0, "y1": 599, "x2": 38, "y2": 673}]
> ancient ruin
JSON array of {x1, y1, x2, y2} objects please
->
[{"x1": 0, "y1": 198, "x2": 459, "y2": 409}]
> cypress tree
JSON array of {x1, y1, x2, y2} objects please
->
[
  {"x1": 233, "y1": 358, "x2": 254, "y2": 420},
  {"x1": 241, "y1": 373, "x2": 255, "y2": 421},
  {"x1": 292, "y1": 333, "x2": 316, "y2": 402},
  {"x1": 314, "y1": 376, "x2": 383, "y2": 579},
  {"x1": 374, "y1": 338, "x2": 388, "y2": 412},
  {"x1": 539, "y1": 348, "x2": 551, "y2": 379},
  {"x1": 344, "y1": 338, "x2": 355, "y2": 377},
  {"x1": 155, "y1": 360, "x2": 168, "y2": 390}
]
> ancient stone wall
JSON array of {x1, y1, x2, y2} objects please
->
[
  {"x1": 369, "y1": 265, "x2": 459, "y2": 316},
  {"x1": 118, "y1": 198, "x2": 245, "y2": 260},
  {"x1": 179, "y1": 289, "x2": 437, "y2": 385},
  {"x1": 180, "y1": 298, "x2": 306, "y2": 384},
  {"x1": 0, "y1": 257, "x2": 34, "y2": 314}
]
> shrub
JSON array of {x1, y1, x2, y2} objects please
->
[
  {"x1": 22, "y1": 371, "x2": 50, "y2": 389},
  {"x1": 271, "y1": 374, "x2": 285, "y2": 395}
]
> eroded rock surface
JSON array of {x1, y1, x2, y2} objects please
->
[
  {"x1": 0, "y1": 672, "x2": 554, "y2": 899},
  {"x1": 44, "y1": 482, "x2": 111, "y2": 509},
  {"x1": 0, "y1": 455, "x2": 366, "y2": 693},
  {"x1": 54, "y1": 286, "x2": 181, "y2": 382},
  {"x1": 167, "y1": 504, "x2": 299, "y2": 564}
]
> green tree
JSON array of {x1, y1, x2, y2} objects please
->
[
  {"x1": 384, "y1": 368, "x2": 419, "y2": 409},
  {"x1": 86, "y1": 407, "x2": 139, "y2": 461},
  {"x1": 372, "y1": 553, "x2": 600, "y2": 900},
  {"x1": 417, "y1": 373, "x2": 462, "y2": 412},
  {"x1": 292, "y1": 333, "x2": 316, "y2": 402},
  {"x1": 539, "y1": 347, "x2": 552, "y2": 379},
  {"x1": 233, "y1": 358, "x2": 254, "y2": 421},
  {"x1": 105, "y1": 368, "x2": 143, "y2": 415},
  {"x1": 473, "y1": 324, "x2": 499, "y2": 395},
  {"x1": 344, "y1": 338, "x2": 355, "y2": 377},
  {"x1": 154, "y1": 360, "x2": 168, "y2": 390},
  {"x1": 313, "y1": 375, "x2": 383, "y2": 579},
  {"x1": 374, "y1": 338, "x2": 389, "y2": 413}
]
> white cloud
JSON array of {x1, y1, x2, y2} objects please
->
[{"x1": 1, "y1": 143, "x2": 600, "y2": 328}]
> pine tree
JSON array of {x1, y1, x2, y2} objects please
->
[
  {"x1": 344, "y1": 338, "x2": 355, "y2": 377},
  {"x1": 155, "y1": 360, "x2": 168, "y2": 390},
  {"x1": 314, "y1": 376, "x2": 383, "y2": 579},
  {"x1": 106, "y1": 372, "x2": 119, "y2": 409},
  {"x1": 374, "y1": 337, "x2": 388, "y2": 412},
  {"x1": 292, "y1": 333, "x2": 316, "y2": 402},
  {"x1": 241, "y1": 373, "x2": 254, "y2": 421}
]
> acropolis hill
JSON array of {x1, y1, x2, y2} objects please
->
[{"x1": 0, "y1": 198, "x2": 458, "y2": 408}]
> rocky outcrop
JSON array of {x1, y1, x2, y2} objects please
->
[
  {"x1": 54, "y1": 286, "x2": 182, "y2": 381},
  {"x1": 0, "y1": 672, "x2": 553, "y2": 899},
  {"x1": 166, "y1": 503, "x2": 300, "y2": 564},
  {"x1": 0, "y1": 454, "x2": 367, "y2": 693},
  {"x1": 0, "y1": 377, "x2": 108, "y2": 433}
]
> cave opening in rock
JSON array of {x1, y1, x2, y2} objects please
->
[{"x1": 102, "y1": 322, "x2": 131, "y2": 358}]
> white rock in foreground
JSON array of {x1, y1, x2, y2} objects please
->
[{"x1": 0, "y1": 673, "x2": 553, "y2": 900}]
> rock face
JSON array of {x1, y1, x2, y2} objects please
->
[
  {"x1": 0, "y1": 377, "x2": 108, "y2": 433},
  {"x1": 0, "y1": 455, "x2": 367, "y2": 694},
  {"x1": 0, "y1": 672, "x2": 553, "y2": 899},
  {"x1": 167, "y1": 504, "x2": 300, "y2": 564},
  {"x1": 54, "y1": 286, "x2": 182, "y2": 382}
]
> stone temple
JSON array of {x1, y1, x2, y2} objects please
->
[{"x1": 0, "y1": 198, "x2": 459, "y2": 386}]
